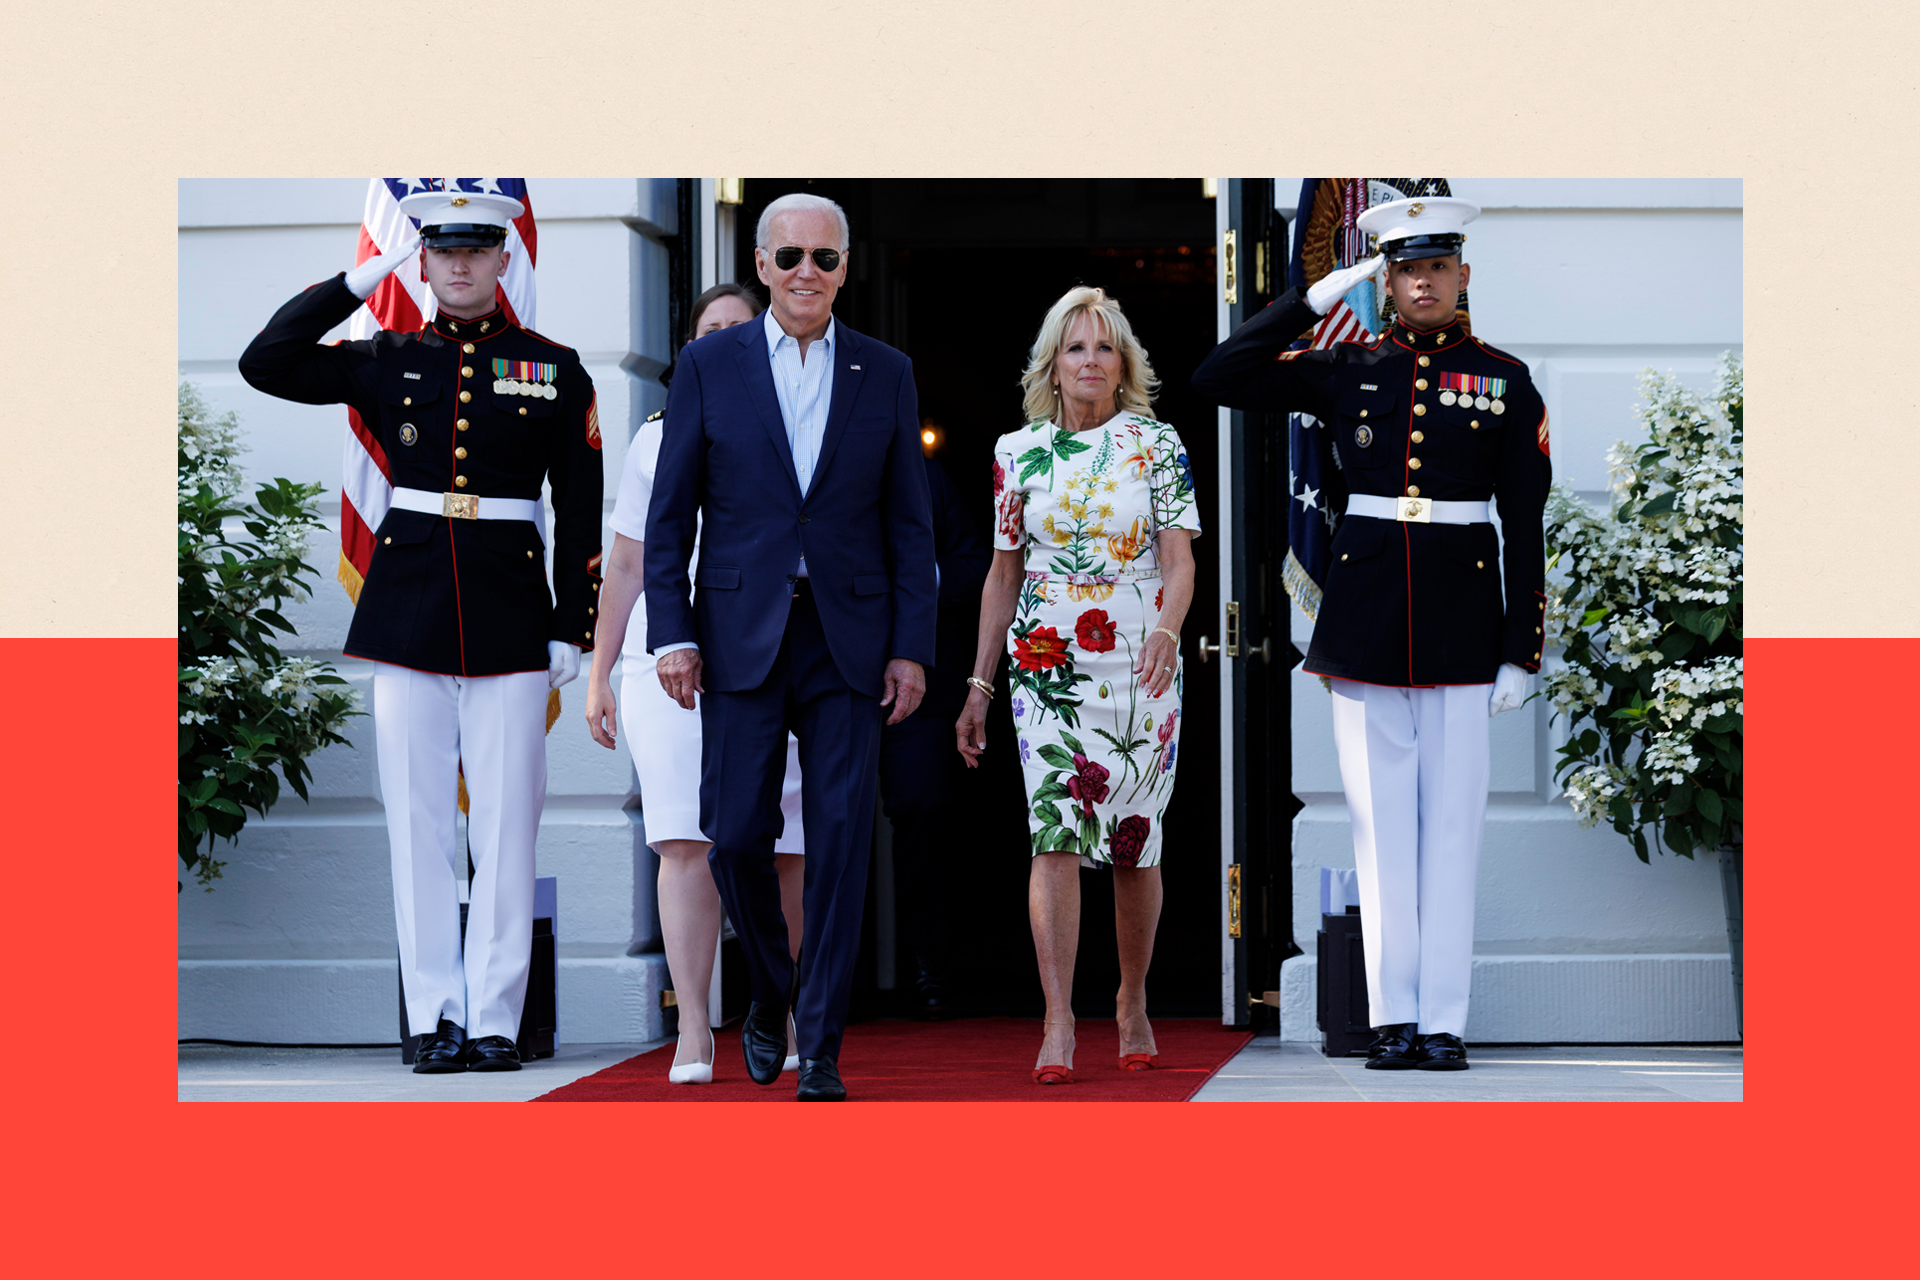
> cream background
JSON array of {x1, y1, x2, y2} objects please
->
[{"x1": 0, "y1": 0, "x2": 1912, "y2": 637}]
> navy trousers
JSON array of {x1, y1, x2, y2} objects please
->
[{"x1": 701, "y1": 588, "x2": 883, "y2": 1063}]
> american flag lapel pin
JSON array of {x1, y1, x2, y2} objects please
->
[{"x1": 849, "y1": 364, "x2": 860, "y2": 371}]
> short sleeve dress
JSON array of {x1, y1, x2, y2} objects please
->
[{"x1": 991, "y1": 411, "x2": 1202, "y2": 867}]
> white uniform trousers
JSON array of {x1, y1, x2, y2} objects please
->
[
  {"x1": 374, "y1": 663, "x2": 550, "y2": 1041},
  {"x1": 1329, "y1": 678, "x2": 1491, "y2": 1037}
]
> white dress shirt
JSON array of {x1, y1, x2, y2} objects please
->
[{"x1": 766, "y1": 307, "x2": 835, "y2": 576}]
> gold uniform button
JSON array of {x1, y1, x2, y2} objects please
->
[
  {"x1": 455, "y1": 447, "x2": 468, "y2": 459},
  {"x1": 1412, "y1": 403, "x2": 1426, "y2": 416},
  {"x1": 462, "y1": 366, "x2": 474, "y2": 377},
  {"x1": 1418, "y1": 355, "x2": 1431, "y2": 367},
  {"x1": 402, "y1": 396, "x2": 412, "y2": 406},
  {"x1": 1470, "y1": 420, "x2": 1481, "y2": 430},
  {"x1": 527, "y1": 550, "x2": 535, "y2": 559},
  {"x1": 463, "y1": 343, "x2": 475, "y2": 354},
  {"x1": 584, "y1": 631, "x2": 592, "y2": 639},
  {"x1": 459, "y1": 390, "x2": 471, "y2": 403},
  {"x1": 519, "y1": 407, "x2": 528, "y2": 415},
  {"x1": 1359, "y1": 409, "x2": 1368, "y2": 418},
  {"x1": 384, "y1": 536, "x2": 392, "y2": 545},
  {"x1": 1415, "y1": 378, "x2": 1428, "y2": 390},
  {"x1": 454, "y1": 475, "x2": 468, "y2": 488},
  {"x1": 456, "y1": 418, "x2": 469, "y2": 431},
  {"x1": 1411, "y1": 430, "x2": 1424, "y2": 443},
  {"x1": 1536, "y1": 627, "x2": 1543, "y2": 635},
  {"x1": 1406, "y1": 485, "x2": 1420, "y2": 497},
  {"x1": 1476, "y1": 560, "x2": 1485, "y2": 569},
  {"x1": 1340, "y1": 553, "x2": 1349, "y2": 561},
  {"x1": 1408, "y1": 457, "x2": 1422, "y2": 470},
  {"x1": 588, "y1": 607, "x2": 595, "y2": 616}
]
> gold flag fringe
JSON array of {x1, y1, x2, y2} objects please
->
[
  {"x1": 338, "y1": 550, "x2": 365, "y2": 605},
  {"x1": 1282, "y1": 547, "x2": 1322, "y2": 623}
]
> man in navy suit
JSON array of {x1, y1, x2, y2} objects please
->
[{"x1": 644, "y1": 192, "x2": 936, "y2": 1101}]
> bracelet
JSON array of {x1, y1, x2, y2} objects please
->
[
  {"x1": 1153, "y1": 627, "x2": 1180, "y2": 645},
  {"x1": 965, "y1": 677, "x2": 995, "y2": 700}
]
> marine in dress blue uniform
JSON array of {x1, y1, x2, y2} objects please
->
[
  {"x1": 239, "y1": 188, "x2": 603, "y2": 1072},
  {"x1": 1193, "y1": 197, "x2": 1551, "y2": 1069}
]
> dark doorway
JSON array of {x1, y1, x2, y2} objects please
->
[{"x1": 737, "y1": 180, "x2": 1224, "y2": 1018}]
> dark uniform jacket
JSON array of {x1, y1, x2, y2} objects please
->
[
  {"x1": 240, "y1": 275, "x2": 603, "y2": 677},
  {"x1": 1192, "y1": 288, "x2": 1551, "y2": 687}
]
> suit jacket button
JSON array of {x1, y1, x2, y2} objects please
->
[
  {"x1": 799, "y1": 514, "x2": 811, "y2": 524},
  {"x1": 786, "y1": 573, "x2": 798, "y2": 583}
]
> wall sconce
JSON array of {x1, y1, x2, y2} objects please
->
[
  {"x1": 920, "y1": 421, "x2": 946, "y2": 456},
  {"x1": 717, "y1": 179, "x2": 744, "y2": 205}
]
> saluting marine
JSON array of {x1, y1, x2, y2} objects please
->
[
  {"x1": 239, "y1": 187, "x2": 604, "y2": 1073},
  {"x1": 1192, "y1": 196, "x2": 1551, "y2": 1071}
]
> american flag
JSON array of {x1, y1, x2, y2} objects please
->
[{"x1": 337, "y1": 178, "x2": 537, "y2": 602}]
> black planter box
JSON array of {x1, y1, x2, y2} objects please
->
[
  {"x1": 399, "y1": 876, "x2": 557, "y2": 1064},
  {"x1": 1316, "y1": 908, "x2": 1373, "y2": 1058}
]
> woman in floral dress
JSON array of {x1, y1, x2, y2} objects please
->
[{"x1": 956, "y1": 286, "x2": 1201, "y2": 1083}]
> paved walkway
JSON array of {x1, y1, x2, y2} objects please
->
[
  {"x1": 179, "y1": 1035, "x2": 1741, "y2": 1102},
  {"x1": 1190, "y1": 1040, "x2": 1742, "y2": 1102}
]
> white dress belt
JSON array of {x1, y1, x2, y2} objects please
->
[
  {"x1": 1346, "y1": 493, "x2": 1490, "y2": 525},
  {"x1": 390, "y1": 486, "x2": 545, "y2": 541}
]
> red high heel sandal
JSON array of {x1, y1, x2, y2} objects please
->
[
  {"x1": 1118, "y1": 1053, "x2": 1158, "y2": 1071},
  {"x1": 1033, "y1": 1020, "x2": 1075, "y2": 1085}
]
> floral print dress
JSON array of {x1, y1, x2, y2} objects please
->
[{"x1": 992, "y1": 412, "x2": 1202, "y2": 867}]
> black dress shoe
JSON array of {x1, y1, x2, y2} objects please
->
[
  {"x1": 412, "y1": 1019, "x2": 467, "y2": 1074},
  {"x1": 795, "y1": 1057, "x2": 847, "y2": 1101},
  {"x1": 463, "y1": 1035, "x2": 524, "y2": 1072},
  {"x1": 741, "y1": 1001, "x2": 789, "y2": 1086},
  {"x1": 911, "y1": 952, "x2": 951, "y2": 1022},
  {"x1": 1363, "y1": 1022, "x2": 1421, "y2": 1070},
  {"x1": 1415, "y1": 1032, "x2": 1470, "y2": 1071}
]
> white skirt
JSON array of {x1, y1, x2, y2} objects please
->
[{"x1": 621, "y1": 653, "x2": 804, "y2": 854}]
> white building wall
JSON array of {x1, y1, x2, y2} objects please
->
[
  {"x1": 177, "y1": 179, "x2": 681, "y2": 1044},
  {"x1": 1274, "y1": 178, "x2": 1743, "y2": 1042}
]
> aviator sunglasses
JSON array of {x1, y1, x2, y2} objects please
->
[{"x1": 771, "y1": 246, "x2": 843, "y2": 272}]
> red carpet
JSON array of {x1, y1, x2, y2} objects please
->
[{"x1": 533, "y1": 1017, "x2": 1253, "y2": 1102}]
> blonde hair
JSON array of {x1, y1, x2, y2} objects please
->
[{"x1": 1019, "y1": 286, "x2": 1159, "y2": 425}]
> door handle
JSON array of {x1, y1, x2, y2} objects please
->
[{"x1": 1196, "y1": 636, "x2": 1221, "y2": 663}]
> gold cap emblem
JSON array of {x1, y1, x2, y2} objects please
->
[
  {"x1": 1409, "y1": 201, "x2": 1425, "y2": 216},
  {"x1": 450, "y1": 196, "x2": 469, "y2": 207}
]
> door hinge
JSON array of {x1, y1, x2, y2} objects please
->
[{"x1": 1228, "y1": 863, "x2": 1243, "y2": 939}]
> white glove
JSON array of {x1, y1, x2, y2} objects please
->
[
  {"x1": 548, "y1": 641, "x2": 581, "y2": 690},
  {"x1": 1489, "y1": 663, "x2": 1530, "y2": 715},
  {"x1": 343, "y1": 239, "x2": 420, "y2": 300},
  {"x1": 1305, "y1": 254, "x2": 1383, "y2": 316}
]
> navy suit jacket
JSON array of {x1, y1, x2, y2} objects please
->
[{"x1": 643, "y1": 316, "x2": 937, "y2": 699}]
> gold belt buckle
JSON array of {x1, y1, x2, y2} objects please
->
[
  {"x1": 443, "y1": 493, "x2": 479, "y2": 520},
  {"x1": 1396, "y1": 496, "x2": 1430, "y2": 523}
]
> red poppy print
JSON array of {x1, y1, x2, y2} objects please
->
[
  {"x1": 1013, "y1": 626, "x2": 1072, "y2": 671},
  {"x1": 1154, "y1": 586, "x2": 1164, "y2": 611},
  {"x1": 1075, "y1": 608, "x2": 1118, "y2": 654}
]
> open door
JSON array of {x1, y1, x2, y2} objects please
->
[{"x1": 1209, "y1": 179, "x2": 1296, "y2": 1029}]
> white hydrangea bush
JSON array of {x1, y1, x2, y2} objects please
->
[
  {"x1": 178, "y1": 383, "x2": 361, "y2": 889},
  {"x1": 1542, "y1": 353, "x2": 1742, "y2": 861}
]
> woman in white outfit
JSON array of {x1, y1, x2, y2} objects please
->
[{"x1": 585, "y1": 283, "x2": 807, "y2": 1083}]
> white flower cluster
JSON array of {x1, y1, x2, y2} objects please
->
[
  {"x1": 179, "y1": 383, "x2": 246, "y2": 506},
  {"x1": 1561, "y1": 762, "x2": 1632, "y2": 827},
  {"x1": 181, "y1": 654, "x2": 363, "y2": 728},
  {"x1": 1650, "y1": 655, "x2": 1743, "y2": 732}
]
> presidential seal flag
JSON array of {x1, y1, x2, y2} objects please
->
[
  {"x1": 1281, "y1": 178, "x2": 1457, "y2": 621},
  {"x1": 338, "y1": 178, "x2": 537, "y2": 603}
]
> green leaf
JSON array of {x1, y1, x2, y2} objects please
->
[
  {"x1": 1053, "y1": 433, "x2": 1091, "y2": 460},
  {"x1": 1032, "y1": 780, "x2": 1071, "y2": 804},
  {"x1": 1696, "y1": 788, "x2": 1723, "y2": 823},
  {"x1": 1036, "y1": 743, "x2": 1077, "y2": 771},
  {"x1": 1032, "y1": 800, "x2": 1065, "y2": 829},
  {"x1": 1663, "y1": 787, "x2": 1692, "y2": 817},
  {"x1": 206, "y1": 797, "x2": 244, "y2": 816},
  {"x1": 1033, "y1": 824, "x2": 1073, "y2": 855},
  {"x1": 1702, "y1": 611, "x2": 1728, "y2": 644},
  {"x1": 1580, "y1": 607, "x2": 1609, "y2": 627},
  {"x1": 1058, "y1": 730, "x2": 1084, "y2": 755},
  {"x1": 1016, "y1": 445, "x2": 1053, "y2": 485},
  {"x1": 1638, "y1": 491, "x2": 1676, "y2": 518}
]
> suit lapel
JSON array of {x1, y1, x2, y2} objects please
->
[
  {"x1": 732, "y1": 322, "x2": 801, "y2": 497},
  {"x1": 810, "y1": 323, "x2": 867, "y2": 490}
]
